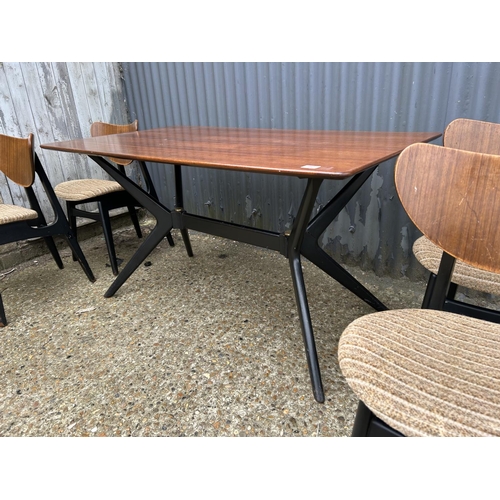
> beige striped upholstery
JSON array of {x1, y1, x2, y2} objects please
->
[
  {"x1": 413, "y1": 236, "x2": 500, "y2": 295},
  {"x1": 0, "y1": 204, "x2": 38, "y2": 224},
  {"x1": 54, "y1": 179, "x2": 124, "y2": 202},
  {"x1": 339, "y1": 309, "x2": 500, "y2": 436}
]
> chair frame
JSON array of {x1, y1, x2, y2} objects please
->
[
  {"x1": 0, "y1": 133, "x2": 95, "y2": 326},
  {"x1": 63, "y1": 121, "x2": 175, "y2": 276},
  {"x1": 346, "y1": 141, "x2": 500, "y2": 437},
  {"x1": 420, "y1": 118, "x2": 500, "y2": 323}
]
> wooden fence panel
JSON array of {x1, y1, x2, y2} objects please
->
[{"x1": 0, "y1": 62, "x2": 130, "y2": 220}]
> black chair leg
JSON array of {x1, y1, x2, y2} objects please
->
[
  {"x1": 63, "y1": 230, "x2": 95, "y2": 282},
  {"x1": 127, "y1": 204, "x2": 143, "y2": 238},
  {"x1": 180, "y1": 228, "x2": 194, "y2": 257},
  {"x1": 166, "y1": 232, "x2": 175, "y2": 247},
  {"x1": 43, "y1": 236, "x2": 64, "y2": 269},
  {"x1": 0, "y1": 293, "x2": 7, "y2": 327},
  {"x1": 447, "y1": 282, "x2": 458, "y2": 300},
  {"x1": 421, "y1": 272, "x2": 436, "y2": 309},
  {"x1": 66, "y1": 202, "x2": 78, "y2": 262},
  {"x1": 352, "y1": 400, "x2": 404, "y2": 437},
  {"x1": 422, "y1": 254, "x2": 457, "y2": 311},
  {"x1": 352, "y1": 400, "x2": 373, "y2": 436},
  {"x1": 98, "y1": 201, "x2": 120, "y2": 276}
]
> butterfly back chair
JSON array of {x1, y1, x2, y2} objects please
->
[
  {"x1": 338, "y1": 143, "x2": 500, "y2": 436},
  {"x1": 0, "y1": 133, "x2": 95, "y2": 326},
  {"x1": 54, "y1": 120, "x2": 175, "y2": 276},
  {"x1": 413, "y1": 118, "x2": 500, "y2": 322}
]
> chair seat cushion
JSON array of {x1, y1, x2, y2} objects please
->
[
  {"x1": 0, "y1": 204, "x2": 38, "y2": 224},
  {"x1": 338, "y1": 309, "x2": 500, "y2": 436},
  {"x1": 54, "y1": 179, "x2": 124, "y2": 201},
  {"x1": 413, "y1": 236, "x2": 500, "y2": 295}
]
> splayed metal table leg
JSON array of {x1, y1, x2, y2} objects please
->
[
  {"x1": 90, "y1": 156, "x2": 175, "y2": 298},
  {"x1": 288, "y1": 178, "x2": 325, "y2": 403},
  {"x1": 174, "y1": 164, "x2": 193, "y2": 257},
  {"x1": 302, "y1": 167, "x2": 388, "y2": 312}
]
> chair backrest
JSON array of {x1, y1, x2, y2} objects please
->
[
  {"x1": 90, "y1": 120, "x2": 138, "y2": 166},
  {"x1": 395, "y1": 143, "x2": 500, "y2": 274},
  {"x1": 0, "y1": 133, "x2": 35, "y2": 187},
  {"x1": 444, "y1": 118, "x2": 500, "y2": 154}
]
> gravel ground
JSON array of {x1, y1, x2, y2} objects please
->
[{"x1": 0, "y1": 220, "x2": 431, "y2": 437}]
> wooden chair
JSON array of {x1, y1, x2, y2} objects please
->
[
  {"x1": 0, "y1": 133, "x2": 95, "y2": 327},
  {"x1": 54, "y1": 120, "x2": 175, "y2": 276},
  {"x1": 338, "y1": 143, "x2": 500, "y2": 436},
  {"x1": 413, "y1": 118, "x2": 500, "y2": 322}
]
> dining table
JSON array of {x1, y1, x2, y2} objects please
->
[{"x1": 42, "y1": 126, "x2": 441, "y2": 403}]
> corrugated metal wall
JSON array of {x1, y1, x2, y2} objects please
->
[
  {"x1": 0, "y1": 62, "x2": 131, "y2": 219},
  {"x1": 125, "y1": 63, "x2": 500, "y2": 278},
  {"x1": 2, "y1": 62, "x2": 499, "y2": 278}
]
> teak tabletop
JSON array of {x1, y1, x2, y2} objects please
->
[{"x1": 42, "y1": 127, "x2": 442, "y2": 179}]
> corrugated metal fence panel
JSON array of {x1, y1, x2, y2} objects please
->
[
  {"x1": 0, "y1": 62, "x2": 131, "y2": 219},
  {"x1": 122, "y1": 62, "x2": 500, "y2": 278}
]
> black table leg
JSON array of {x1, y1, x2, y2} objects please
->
[
  {"x1": 302, "y1": 167, "x2": 388, "y2": 312},
  {"x1": 104, "y1": 217, "x2": 174, "y2": 297},
  {"x1": 288, "y1": 169, "x2": 388, "y2": 403},
  {"x1": 90, "y1": 155, "x2": 388, "y2": 402},
  {"x1": 174, "y1": 164, "x2": 194, "y2": 257},
  {"x1": 288, "y1": 178, "x2": 325, "y2": 403},
  {"x1": 90, "y1": 156, "x2": 174, "y2": 297}
]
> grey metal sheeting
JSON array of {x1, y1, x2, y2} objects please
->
[{"x1": 121, "y1": 62, "x2": 500, "y2": 279}]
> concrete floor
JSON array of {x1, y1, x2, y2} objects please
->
[{"x1": 0, "y1": 219, "x2": 432, "y2": 437}]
